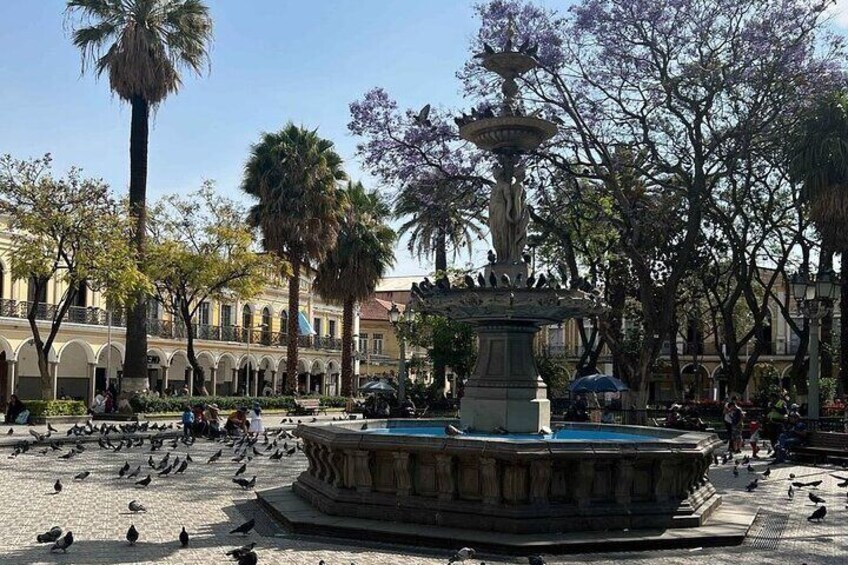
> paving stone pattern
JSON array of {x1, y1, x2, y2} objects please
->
[{"x1": 0, "y1": 421, "x2": 845, "y2": 564}]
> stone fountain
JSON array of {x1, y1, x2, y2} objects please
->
[{"x1": 264, "y1": 32, "x2": 752, "y2": 554}]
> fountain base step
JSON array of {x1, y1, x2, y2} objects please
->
[{"x1": 258, "y1": 485, "x2": 756, "y2": 555}]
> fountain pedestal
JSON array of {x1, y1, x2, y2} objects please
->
[{"x1": 461, "y1": 323, "x2": 550, "y2": 433}]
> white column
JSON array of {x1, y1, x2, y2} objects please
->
[
  {"x1": 271, "y1": 370, "x2": 277, "y2": 396},
  {"x1": 231, "y1": 368, "x2": 238, "y2": 396},
  {"x1": 162, "y1": 366, "x2": 169, "y2": 393},
  {"x1": 252, "y1": 370, "x2": 259, "y2": 397},
  {"x1": 7, "y1": 360, "x2": 16, "y2": 401},
  {"x1": 87, "y1": 362, "x2": 97, "y2": 407},
  {"x1": 50, "y1": 362, "x2": 58, "y2": 400},
  {"x1": 210, "y1": 367, "x2": 217, "y2": 396}
]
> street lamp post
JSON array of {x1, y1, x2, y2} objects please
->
[
  {"x1": 790, "y1": 270, "x2": 839, "y2": 419},
  {"x1": 388, "y1": 303, "x2": 413, "y2": 403}
]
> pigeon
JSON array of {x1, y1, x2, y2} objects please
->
[
  {"x1": 414, "y1": 104, "x2": 432, "y2": 127},
  {"x1": 805, "y1": 480, "x2": 823, "y2": 488},
  {"x1": 747, "y1": 464, "x2": 755, "y2": 474},
  {"x1": 487, "y1": 249, "x2": 496, "y2": 264},
  {"x1": 528, "y1": 555, "x2": 546, "y2": 565},
  {"x1": 807, "y1": 506, "x2": 827, "y2": 522},
  {"x1": 119, "y1": 461, "x2": 130, "y2": 478},
  {"x1": 230, "y1": 518, "x2": 256, "y2": 536},
  {"x1": 463, "y1": 274, "x2": 475, "y2": 288},
  {"x1": 50, "y1": 531, "x2": 74, "y2": 553},
  {"x1": 59, "y1": 449, "x2": 77, "y2": 460},
  {"x1": 237, "y1": 551, "x2": 258, "y2": 565},
  {"x1": 762, "y1": 468, "x2": 771, "y2": 478},
  {"x1": 234, "y1": 463, "x2": 247, "y2": 477},
  {"x1": 501, "y1": 273, "x2": 512, "y2": 287},
  {"x1": 74, "y1": 471, "x2": 90, "y2": 481},
  {"x1": 158, "y1": 464, "x2": 173, "y2": 477},
  {"x1": 732, "y1": 465, "x2": 739, "y2": 477},
  {"x1": 208, "y1": 449, "x2": 222, "y2": 464},
  {"x1": 449, "y1": 547, "x2": 476, "y2": 562},
  {"x1": 179, "y1": 526, "x2": 189, "y2": 547},
  {"x1": 226, "y1": 542, "x2": 257, "y2": 559},
  {"x1": 809, "y1": 492, "x2": 826, "y2": 505},
  {"x1": 129, "y1": 500, "x2": 147, "y2": 513},
  {"x1": 36, "y1": 526, "x2": 63, "y2": 543},
  {"x1": 445, "y1": 424, "x2": 464, "y2": 437},
  {"x1": 746, "y1": 479, "x2": 758, "y2": 492},
  {"x1": 477, "y1": 273, "x2": 487, "y2": 287},
  {"x1": 233, "y1": 476, "x2": 257, "y2": 489},
  {"x1": 135, "y1": 475, "x2": 152, "y2": 487},
  {"x1": 126, "y1": 524, "x2": 139, "y2": 545},
  {"x1": 488, "y1": 271, "x2": 497, "y2": 288},
  {"x1": 6, "y1": 428, "x2": 12, "y2": 435},
  {"x1": 127, "y1": 465, "x2": 141, "y2": 479},
  {"x1": 148, "y1": 456, "x2": 155, "y2": 468},
  {"x1": 53, "y1": 479, "x2": 62, "y2": 494},
  {"x1": 47, "y1": 423, "x2": 58, "y2": 433},
  {"x1": 175, "y1": 460, "x2": 188, "y2": 474},
  {"x1": 788, "y1": 485, "x2": 794, "y2": 498}
]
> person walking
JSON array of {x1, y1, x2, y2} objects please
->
[{"x1": 248, "y1": 402, "x2": 264, "y2": 438}]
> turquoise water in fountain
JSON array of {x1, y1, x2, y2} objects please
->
[{"x1": 365, "y1": 426, "x2": 660, "y2": 442}]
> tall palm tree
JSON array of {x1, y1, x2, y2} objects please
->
[
  {"x1": 788, "y1": 91, "x2": 848, "y2": 395},
  {"x1": 67, "y1": 0, "x2": 213, "y2": 390},
  {"x1": 242, "y1": 124, "x2": 347, "y2": 392},
  {"x1": 314, "y1": 182, "x2": 396, "y2": 396},
  {"x1": 395, "y1": 177, "x2": 486, "y2": 272}
]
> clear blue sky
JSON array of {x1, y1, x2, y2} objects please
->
[{"x1": 0, "y1": 0, "x2": 491, "y2": 275}]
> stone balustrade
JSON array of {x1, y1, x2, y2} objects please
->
[{"x1": 293, "y1": 419, "x2": 722, "y2": 534}]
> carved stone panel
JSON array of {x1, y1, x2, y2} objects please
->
[
  {"x1": 435, "y1": 454, "x2": 456, "y2": 501},
  {"x1": 529, "y1": 459, "x2": 552, "y2": 504},
  {"x1": 353, "y1": 450, "x2": 373, "y2": 493},
  {"x1": 415, "y1": 454, "x2": 437, "y2": 497},
  {"x1": 457, "y1": 457, "x2": 481, "y2": 500},
  {"x1": 502, "y1": 463, "x2": 528, "y2": 504},
  {"x1": 480, "y1": 457, "x2": 501, "y2": 504},
  {"x1": 393, "y1": 452, "x2": 412, "y2": 497}
]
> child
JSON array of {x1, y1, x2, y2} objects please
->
[
  {"x1": 181, "y1": 406, "x2": 194, "y2": 438},
  {"x1": 749, "y1": 418, "x2": 761, "y2": 458},
  {"x1": 248, "y1": 403, "x2": 264, "y2": 438}
]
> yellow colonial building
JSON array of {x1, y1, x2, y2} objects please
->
[{"x1": 0, "y1": 229, "x2": 351, "y2": 405}]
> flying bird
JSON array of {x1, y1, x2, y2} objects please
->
[
  {"x1": 414, "y1": 104, "x2": 432, "y2": 127},
  {"x1": 50, "y1": 531, "x2": 74, "y2": 553},
  {"x1": 179, "y1": 526, "x2": 189, "y2": 548},
  {"x1": 126, "y1": 524, "x2": 139, "y2": 546},
  {"x1": 229, "y1": 518, "x2": 256, "y2": 536}
]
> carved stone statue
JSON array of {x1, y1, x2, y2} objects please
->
[{"x1": 489, "y1": 158, "x2": 529, "y2": 264}]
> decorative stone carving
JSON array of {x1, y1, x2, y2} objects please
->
[
  {"x1": 480, "y1": 457, "x2": 501, "y2": 504},
  {"x1": 502, "y1": 464, "x2": 528, "y2": 504},
  {"x1": 435, "y1": 454, "x2": 455, "y2": 501},
  {"x1": 393, "y1": 452, "x2": 412, "y2": 497},
  {"x1": 575, "y1": 459, "x2": 595, "y2": 508},
  {"x1": 654, "y1": 459, "x2": 675, "y2": 503},
  {"x1": 353, "y1": 450, "x2": 373, "y2": 493},
  {"x1": 615, "y1": 459, "x2": 635, "y2": 505},
  {"x1": 327, "y1": 447, "x2": 344, "y2": 488},
  {"x1": 529, "y1": 460, "x2": 552, "y2": 504}
]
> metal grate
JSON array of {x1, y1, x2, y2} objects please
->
[{"x1": 745, "y1": 510, "x2": 789, "y2": 550}]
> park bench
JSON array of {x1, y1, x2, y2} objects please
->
[
  {"x1": 790, "y1": 431, "x2": 848, "y2": 464},
  {"x1": 287, "y1": 398, "x2": 325, "y2": 416}
]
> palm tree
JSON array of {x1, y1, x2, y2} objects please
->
[
  {"x1": 242, "y1": 124, "x2": 347, "y2": 393},
  {"x1": 395, "y1": 177, "x2": 486, "y2": 272},
  {"x1": 314, "y1": 182, "x2": 396, "y2": 396},
  {"x1": 67, "y1": 0, "x2": 213, "y2": 390},
  {"x1": 788, "y1": 91, "x2": 848, "y2": 395}
]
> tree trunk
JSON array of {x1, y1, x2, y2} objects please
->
[
  {"x1": 840, "y1": 251, "x2": 848, "y2": 396},
  {"x1": 433, "y1": 230, "x2": 447, "y2": 392},
  {"x1": 341, "y1": 296, "x2": 354, "y2": 396},
  {"x1": 182, "y1": 307, "x2": 204, "y2": 395},
  {"x1": 819, "y1": 244, "x2": 834, "y2": 382},
  {"x1": 286, "y1": 257, "x2": 302, "y2": 393},
  {"x1": 124, "y1": 95, "x2": 150, "y2": 388}
]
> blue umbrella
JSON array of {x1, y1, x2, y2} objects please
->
[{"x1": 569, "y1": 374, "x2": 629, "y2": 394}]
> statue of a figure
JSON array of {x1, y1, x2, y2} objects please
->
[{"x1": 489, "y1": 160, "x2": 528, "y2": 264}]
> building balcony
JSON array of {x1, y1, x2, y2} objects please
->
[{"x1": 0, "y1": 300, "x2": 342, "y2": 352}]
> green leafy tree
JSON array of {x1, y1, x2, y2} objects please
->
[
  {"x1": 0, "y1": 155, "x2": 148, "y2": 399},
  {"x1": 147, "y1": 182, "x2": 277, "y2": 394},
  {"x1": 313, "y1": 181, "x2": 396, "y2": 396},
  {"x1": 410, "y1": 315, "x2": 477, "y2": 390},
  {"x1": 242, "y1": 124, "x2": 347, "y2": 392},
  {"x1": 66, "y1": 0, "x2": 213, "y2": 390},
  {"x1": 535, "y1": 349, "x2": 572, "y2": 398}
]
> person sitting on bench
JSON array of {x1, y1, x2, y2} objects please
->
[{"x1": 773, "y1": 410, "x2": 808, "y2": 463}]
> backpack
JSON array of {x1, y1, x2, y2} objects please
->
[{"x1": 15, "y1": 410, "x2": 29, "y2": 425}]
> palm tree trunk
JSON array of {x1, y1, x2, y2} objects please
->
[
  {"x1": 840, "y1": 251, "x2": 848, "y2": 396},
  {"x1": 819, "y1": 243, "x2": 834, "y2": 384},
  {"x1": 341, "y1": 296, "x2": 354, "y2": 396},
  {"x1": 286, "y1": 257, "x2": 301, "y2": 393},
  {"x1": 123, "y1": 95, "x2": 150, "y2": 391},
  {"x1": 433, "y1": 229, "x2": 448, "y2": 392}
]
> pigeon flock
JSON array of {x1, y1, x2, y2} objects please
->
[{"x1": 6, "y1": 417, "x2": 309, "y2": 564}]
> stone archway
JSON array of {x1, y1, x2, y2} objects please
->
[
  {"x1": 95, "y1": 342, "x2": 124, "y2": 397},
  {"x1": 326, "y1": 360, "x2": 340, "y2": 396},
  {"x1": 310, "y1": 359, "x2": 326, "y2": 395},
  {"x1": 15, "y1": 339, "x2": 57, "y2": 400},
  {"x1": 216, "y1": 353, "x2": 237, "y2": 396},
  {"x1": 237, "y1": 354, "x2": 259, "y2": 397},
  {"x1": 57, "y1": 340, "x2": 95, "y2": 403},
  {"x1": 195, "y1": 351, "x2": 216, "y2": 395},
  {"x1": 680, "y1": 364, "x2": 710, "y2": 401},
  {"x1": 169, "y1": 351, "x2": 191, "y2": 395}
]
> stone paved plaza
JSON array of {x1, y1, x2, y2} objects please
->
[{"x1": 0, "y1": 420, "x2": 844, "y2": 564}]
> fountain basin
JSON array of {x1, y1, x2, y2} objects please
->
[{"x1": 293, "y1": 419, "x2": 722, "y2": 534}]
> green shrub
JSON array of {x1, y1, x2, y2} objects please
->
[
  {"x1": 128, "y1": 394, "x2": 348, "y2": 414},
  {"x1": 26, "y1": 400, "x2": 87, "y2": 418}
]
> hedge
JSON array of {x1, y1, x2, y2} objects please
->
[
  {"x1": 129, "y1": 395, "x2": 348, "y2": 414},
  {"x1": 26, "y1": 400, "x2": 88, "y2": 418}
]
